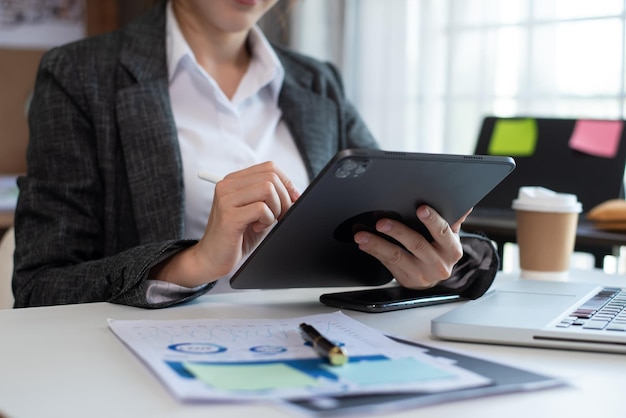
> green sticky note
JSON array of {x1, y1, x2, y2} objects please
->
[
  {"x1": 323, "y1": 357, "x2": 454, "y2": 386},
  {"x1": 183, "y1": 362, "x2": 321, "y2": 391},
  {"x1": 488, "y1": 118, "x2": 538, "y2": 156}
]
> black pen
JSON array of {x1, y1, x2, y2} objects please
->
[{"x1": 299, "y1": 322, "x2": 348, "y2": 366}]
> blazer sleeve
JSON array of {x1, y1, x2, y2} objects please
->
[{"x1": 12, "y1": 47, "x2": 210, "y2": 309}]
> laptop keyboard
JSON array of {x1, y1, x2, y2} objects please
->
[{"x1": 555, "y1": 287, "x2": 626, "y2": 332}]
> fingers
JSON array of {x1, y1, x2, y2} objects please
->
[
  {"x1": 217, "y1": 180, "x2": 284, "y2": 227},
  {"x1": 197, "y1": 162, "x2": 300, "y2": 278},
  {"x1": 213, "y1": 161, "x2": 301, "y2": 229},
  {"x1": 354, "y1": 205, "x2": 464, "y2": 289},
  {"x1": 223, "y1": 161, "x2": 300, "y2": 207}
]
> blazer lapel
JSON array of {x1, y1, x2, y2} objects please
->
[
  {"x1": 116, "y1": 84, "x2": 184, "y2": 242},
  {"x1": 115, "y1": 3, "x2": 184, "y2": 242}
]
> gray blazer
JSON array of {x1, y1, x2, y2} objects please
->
[{"x1": 13, "y1": 2, "x2": 377, "y2": 308}]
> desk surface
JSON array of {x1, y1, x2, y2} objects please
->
[
  {"x1": 465, "y1": 208, "x2": 626, "y2": 248},
  {"x1": 1, "y1": 270, "x2": 625, "y2": 418}
]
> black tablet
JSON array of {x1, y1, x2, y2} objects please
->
[{"x1": 230, "y1": 149, "x2": 515, "y2": 289}]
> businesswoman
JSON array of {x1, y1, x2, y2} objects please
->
[{"x1": 12, "y1": 0, "x2": 492, "y2": 308}]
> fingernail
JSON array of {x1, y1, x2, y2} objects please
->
[
  {"x1": 377, "y1": 219, "x2": 392, "y2": 232},
  {"x1": 418, "y1": 206, "x2": 431, "y2": 219},
  {"x1": 354, "y1": 233, "x2": 369, "y2": 244}
]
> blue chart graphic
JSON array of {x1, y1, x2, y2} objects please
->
[
  {"x1": 249, "y1": 345, "x2": 287, "y2": 354},
  {"x1": 168, "y1": 343, "x2": 227, "y2": 354}
]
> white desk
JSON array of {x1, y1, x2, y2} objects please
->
[{"x1": 1, "y1": 270, "x2": 625, "y2": 418}]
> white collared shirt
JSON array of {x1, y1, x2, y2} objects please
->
[
  {"x1": 166, "y1": 2, "x2": 309, "y2": 240},
  {"x1": 145, "y1": 3, "x2": 309, "y2": 302}
]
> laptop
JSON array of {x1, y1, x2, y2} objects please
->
[{"x1": 431, "y1": 279, "x2": 626, "y2": 354}]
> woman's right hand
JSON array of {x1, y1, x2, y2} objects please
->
[{"x1": 151, "y1": 161, "x2": 300, "y2": 287}]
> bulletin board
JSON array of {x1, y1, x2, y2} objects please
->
[{"x1": 473, "y1": 116, "x2": 626, "y2": 213}]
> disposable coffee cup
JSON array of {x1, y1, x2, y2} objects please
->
[{"x1": 512, "y1": 187, "x2": 582, "y2": 281}]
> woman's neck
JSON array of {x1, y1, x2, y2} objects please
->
[{"x1": 173, "y1": 3, "x2": 251, "y2": 99}]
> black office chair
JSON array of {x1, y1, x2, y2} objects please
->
[{"x1": 467, "y1": 115, "x2": 626, "y2": 268}]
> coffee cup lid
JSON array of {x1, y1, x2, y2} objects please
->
[{"x1": 511, "y1": 186, "x2": 582, "y2": 213}]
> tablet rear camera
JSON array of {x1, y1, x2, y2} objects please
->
[{"x1": 334, "y1": 158, "x2": 371, "y2": 179}]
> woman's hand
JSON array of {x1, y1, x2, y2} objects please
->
[
  {"x1": 152, "y1": 162, "x2": 300, "y2": 287},
  {"x1": 353, "y1": 206, "x2": 471, "y2": 289}
]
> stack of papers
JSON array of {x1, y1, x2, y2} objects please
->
[{"x1": 108, "y1": 311, "x2": 490, "y2": 402}]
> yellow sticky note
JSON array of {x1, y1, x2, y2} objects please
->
[
  {"x1": 183, "y1": 362, "x2": 321, "y2": 391},
  {"x1": 487, "y1": 118, "x2": 538, "y2": 157}
]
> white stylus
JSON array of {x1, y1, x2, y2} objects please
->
[{"x1": 197, "y1": 171, "x2": 223, "y2": 184}]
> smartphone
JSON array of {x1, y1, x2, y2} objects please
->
[{"x1": 319, "y1": 285, "x2": 465, "y2": 313}]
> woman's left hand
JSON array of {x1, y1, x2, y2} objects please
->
[{"x1": 353, "y1": 205, "x2": 471, "y2": 289}]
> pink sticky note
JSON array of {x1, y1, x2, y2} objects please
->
[{"x1": 569, "y1": 119, "x2": 623, "y2": 158}]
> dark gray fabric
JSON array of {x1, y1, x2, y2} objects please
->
[
  {"x1": 442, "y1": 231, "x2": 500, "y2": 300},
  {"x1": 12, "y1": 1, "x2": 377, "y2": 309}
]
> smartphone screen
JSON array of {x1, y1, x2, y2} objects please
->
[{"x1": 319, "y1": 286, "x2": 464, "y2": 313}]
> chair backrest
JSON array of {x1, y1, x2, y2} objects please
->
[
  {"x1": 0, "y1": 227, "x2": 15, "y2": 309},
  {"x1": 474, "y1": 116, "x2": 626, "y2": 213}
]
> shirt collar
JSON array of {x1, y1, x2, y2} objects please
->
[
  {"x1": 165, "y1": 2, "x2": 284, "y2": 102},
  {"x1": 246, "y1": 26, "x2": 285, "y2": 103}
]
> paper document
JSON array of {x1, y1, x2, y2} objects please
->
[{"x1": 108, "y1": 312, "x2": 490, "y2": 401}]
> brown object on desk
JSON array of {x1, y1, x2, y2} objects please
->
[{"x1": 586, "y1": 199, "x2": 626, "y2": 231}]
